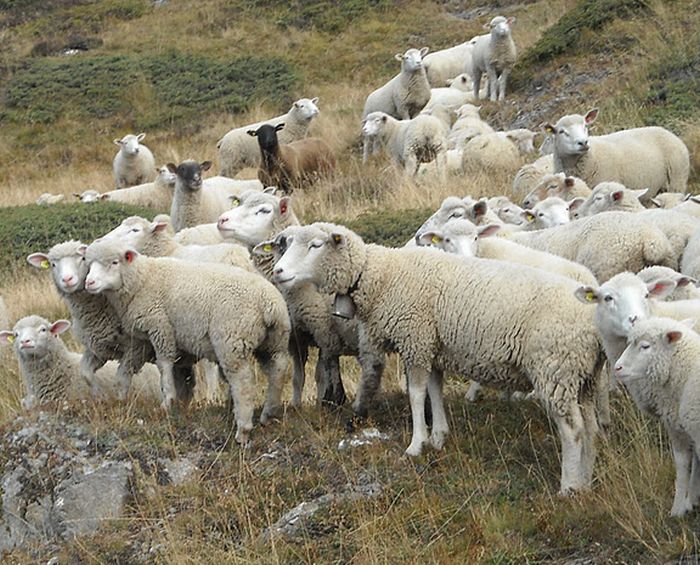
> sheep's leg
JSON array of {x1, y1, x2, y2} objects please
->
[
  {"x1": 156, "y1": 358, "x2": 177, "y2": 411},
  {"x1": 435, "y1": 150, "x2": 447, "y2": 181},
  {"x1": 80, "y1": 351, "x2": 106, "y2": 397},
  {"x1": 596, "y1": 367, "x2": 612, "y2": 432},
  {"x1": 316, "y1": 352, "x2": 346, "y2": 406},
  {"x1": 497, "y1": 69, "x2": 510, "y2": 101},
  {"x1": 173, "y1": 362, "x2": 195, "y2": 406},
  {"x1": 472, "y1": 71, "x2": 482, "y2": 100},
  {"x1": 688, "y1": 451, "x2": 700, "y2": 509},
  {"x1": 223, "y1": 361, "x2": 255, "y2": 445},
  {"x1": 487, "y1": 67, "x2": 499, "y2": 102},
  {"x1": 115, "y1": 344, "x2": 148, "y2": 401},
  {"x1": 553, "y1": 406, "x2": 588, "y2": 495},
  {"x1": 668, "y1": 426, "x2": 693, "y2": 516},
  {"x1": 259, "y1": 351, "x2": 288, "y2": 424},
  {"x1": 362, "y1": 137, "x2": 371, "y2": 164},
  {"x1": 289, "y1": 332, "x2": 309, "y2": 408},
  {"x1": 405, "y1": 364, "x2": 430, "y2": 457},
  {"x1": 464, "y1": 381, "x2": 483, "y2": 402},
  {"x1": 580, "y1": 398, "x2": 599, "y2": 485},
  {"x1": 404, "y1": 154, "x2": 419, "y2": 177},
  {"x1": 352, "y1": 336, "x2": 385, "y2": 418},
  {"x1": 372, "y1": 136, "x2": 380, "y2": 157},
  {"x1": 428, "y1": 368, "x2": 448, "y2": 450}
]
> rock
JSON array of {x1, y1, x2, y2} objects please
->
[
  {"x1": 337, "y1": 427, "x2": 390, "y2": 451},
  {"x1": 158, "y1": 457, "x2": 198, "y2": 486}
]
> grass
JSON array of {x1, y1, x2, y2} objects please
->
[{"x1": 1, "y1": 0, "x2": 700, "y2": 561}]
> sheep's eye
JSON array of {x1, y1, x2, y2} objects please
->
[
  {"x1": 131, "y1": 228, "x2": 140, "y2": 233},
  {"x1": 538, "y1": 212, "x2": 544, "y2": 217},
  {"x1": 640, "y1": 343, "x2": 650, "y2": 351},
  {"x1": 257, "y1": 208, "x2": 272, "y2": 215},
  {"x1": 604, "y1": 295, "x2": 613, "y2": 302},
  {"x1": 39, "y1": 327, "x2": 46, "y2": 333},
  {"x1": 81, "y1": 257, "x2": 86, "y2": 262},
  {"x1": 644, "y1": 292, "x2": 650, "y2": 299},
  {"x1": 51, "y1": 262, "x2": 57, "y2": 268},
  {"x1": 111, "y1": 260, "x2": 119, "y2": 266},
  {"x1": 450, "y1": 212, "x2": 463, "y2": 219},
  {"x1": 309, "y1": 242, "x2": 322, "y2": 250},
  {"x1": 503, "y1": 208, "x2": 510, "y2": 213}
]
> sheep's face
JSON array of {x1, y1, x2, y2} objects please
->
[
  {"x1": 114, "y1": 133, "x2": 145, "y2": 156},
  {"x1": 77, "y1": 190, "x2": 102, "y2": 203},
  {"x1": 575, "y1": 273, "x2": 673, "y2": 338},
  {"x1": 572, "y1": 182, "x2": 629, "y2": 218},
  {"x1": 85, "y1": 244, "x2": 138, "y2": 294},
  {"x1": 292, "y1": 97, "x2": 320, "y2": 121},
  {"x1": 0, "y1": 316, "x2": 70, "y2": 358},
  {"x1": 506, "y1": 130, "x2": 536, "y2": 154},
  {"x1": 545, "y1": 109, "x2": 597, "y2": 157},
  {"x1": 157, "y1": 166, "x2": 177, "y2": 188},
  {"x1": 361, "y1": 112, "x2": 389, "y2": 137},
  {"x1": 495, "y1": 203, "x2": 525, "y2": 225},
  {"x1": 448, "y1": 74, "x2": 470, "y2": 92},
  {"x1": 27, "y1": 245, "x2": 89, "y2": 294},
  {"x1": 417, "y1": 220, "x2": 500, "y2": 257},
  {"x1": 218, "y1": 193, "x2": 291, "y2": 246},
  {"x1": 614, "y1": 319, "x2": 684, "y2": 383},
  {"x1": 397, "y1": 48, "x2": 427, "y2": 72},
  {"x1": 523, "y1": 197, "x2": 571, "y2": 229},
  {"x1": 416, "y1": 196, "x2": 469, "y2": 238},
  {"x1": 522, "y1": 174, "x2": 565, "y2": 208},
  {"x1": 248, "y1": 124, "x2": 282, "y2": 151},
  {"x1": 168, "y1": 160, "x2": 211, "y2": 192},
  {"x1": 100, "y1": 217, "x2": 154, "y2": 251}
]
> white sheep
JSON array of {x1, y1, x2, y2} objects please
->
[
  {"x1": 522, "y1": 172, "x2": 591, "y2": 209},
  {"x1": 447, "y1": 103, "x2": 494, "y2": 148},
  {"x1": 512, "y1": 154, "x2": 555, "y2": 203},
  {"x1": 423, "y1": 41, "x2": 475, "y2": 87},
  {"x1": 217, "y1": 97, "x2": 320, "y2": 178},
  {"x1": 613, "y1": 317, "x2": 700, "y2": 517},
  {"x1": 269, "y1": 223, "x2": 605, "y2": 494},
  {"x1": 172, "y1": 223, "x2": 224, "y2": 246},
  {"x1": 0, "y1": 316, "x2": 161, "y2": 409},
  {"x1": 424, "y1": 74, "x2": 486, "y2": 110},
  {"x1": 487, "y1": 196, "x2": 525, "y2": 225},
  {"x1": 113, "y1": 133, "x2": 156, "y2": 189},
  {"x1": 651, "y1": 192, "x2": 689, "y2": 209},
  {"x1": 521, "y1": 196, "x2": 577, "y2": 230},
  {"x1": 418, "y1": 197, "x2": 503, "y2": 235},
  {"x1": 572, "y1": 182, "x2": 647, "y2": 218},
  {"x1": 681, "y1": 229, "x2": 700, "y2": 282},
  {"x1": 36, "y1": 193, "x2": 65, "y2": 206},
  {"x1": 461, "y1": 132, "x2": 520, "y2": 175},
  {"x1": 84, "y1": 239, "x2": 291, "y2": 443},
  {"x1": 543, "y1": 108, "x2": 690, "y2": 198},
  {"x1": 417, "y1": 148, "x2": 464, "y2": 177},
  {"x1": 75, "y1": 165, "x2": 177, "y2": 209},
  {"x1": 361, "y1": 112, "x2": 447, "y2": 176},
  {"x1": 496, "y1": 129, "x2": 537, "y2": 155},
  {"x1": 168, "y1": 160, "x2": 262, "y2": 231},
  {"x1": 670, "y1": 197, "x2": 700, "y2": 220},
  {"x1": 637, "y1": 266, "x2": 700, "y2": 301},
  {"x1": 469, "y1": 16, "x2": 517, "y2": 101}
]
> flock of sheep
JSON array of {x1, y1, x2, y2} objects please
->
[{"x1": 5, "y1": 14, "x2": 700, "y2": 517}]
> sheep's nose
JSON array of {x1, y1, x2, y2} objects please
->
[
  {"x1": 578, "y1": 140, "x2": 589, "y2": 149},
  {"x1": 273, "y1": 267, "x2": 284, "y2": 277},
  {"x1": 62, "y1": 275, "x2": 74, "y2": 284},
  {"x1": 85, "y1": 279, "x2": 95, "y2": 288},
  {"x1": 613, "y1": 363, "x2": 623, "y2": 374},
  {"x1": 628, "y1": 315, "x2": 637, "y2": 325},
  {"x1": 218, "y1": 216, "x2": 229, "y2": 227}
]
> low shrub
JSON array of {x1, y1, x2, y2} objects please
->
[{"x1": 342, "y1": 207, "x2": 432, "y2": 247}]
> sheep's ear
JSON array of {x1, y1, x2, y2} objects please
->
[
  {"x1": 124, "y1": 250, "x2": 137, "y2": 264},
  {"x1": 471, "y1": 200, "x2": 488, "y2": 220},
  {"x1": 444, "y1": 78, "x2": 452, "y2": 86},
  {"x1": 151, "y1": 222, "x2": 169, "y2": 234},
  {"x1": 646, "y1": 278, "x2": 676, "y2": 299},
  {"x1": 100, "y1": 194, "x2": 111, "y2": 201},
  {"x1": 166, "y1": 163, "x2": 178, "y2": 173},
  {"x1": 247, "y1": 129, "x2": 257, "y2": 137},
  {"x1": 76, "y1": 245, "x2": 88, "y2": 257},
  {"x1": 507, "y1": 16, "x2": 516, "y2": 25},
  {"x1": 113, "y1": 138, "x2": 122, "y2": 146},
  {"x1": 632, "y1": 188, "x2": 649, "y2": 200},
  {"x1": 676, "y1": 275, "x2": 697, "y2": 288},
  {"x1": 263, "y1": 186, "x2": 277, "y2": 195},
  {"x1": 416, "y1": 232, "x2": 441, "y2": 247},
  {"x1": 688, "y1": 195, "x2": 700, "y2": 204},
  {"x1": 27, "y1": 253, "x2": 50, "y2": 270},
  {"x1": 275, "y1": 123, "x2": 285, "y2": 132},
  {"x1": 521, "y1": 210, "x2": 536, "y2": 223},
  {"x1": 666, "y1": 330, "x2": 683, "y2": 344},
  {"x1": 279, "y1": 196, "x2": 291, "y2": 219},
  {"x1": 394, "y1": 53, "x2": 404, "y2": 61},
  {"x1": 420, "y1": 47, "x2": 429, "y2": 57},
  {"x1": 49, "y1": 320, "x2": 71, "y2": 336},
  {"x1": 477, "y1": 224, "x2": 500, "y2": 238},
  {"x1": 650, "y1": 198, "x2": 661, "y2": 208},
  {"x1": 574, "y1": 286, "x2": 600, "y2": 304},
  {"x1": 136, "y1": 133, "x2": 146, "y2": 142},
  {"x1": 311, "y1": 96, "x2": 319, "y2": 105},
  {"x1": 381, "y1": 114, "x2": 388, "y2": 123},
  {"x1": 584, "y1": 108, "x2": 599, "y2": 125},
  {"x1": 610, "y1": 190, "x2": 624, "y2": 202},
  {"x1": 200, "y1": 161, "x2": 212, "y2": 171},
  {"x1": 0, "y1": 331, "x2": 14, "y2": 346},
  {"x1": 564, "y1": 176, "x2": 575, "y2": 188},
  {"x1": 568, "y1": 197, "x2": 585, "y2": 213},
  {"x1": 328, "y1": 233, "x2": 346, "y2": 248},
  {"x1": 482, "y1": 21, "x2": 491, "y2": 30},
  {"x1": 542, "y1": 123, "x2": 556, "y2": 135},
  {"x1": 252, "y1": 240, "x2": 275, "y2": 256},
  {"x1": 73, "y1": 193, "x2": 81, "y2": 199}
]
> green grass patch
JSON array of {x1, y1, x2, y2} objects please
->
[
  {"x1": 343, "y1": 208, "x2": 431, "y2": 247},
  {"x1": 270, "y1": 0, "x2": 394, "y2": 34}
]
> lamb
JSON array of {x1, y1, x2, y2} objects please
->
[
  {"x1": 247, "y1": 124, "x2": 335, "y2": 195},
  {"x1": 637, "y1": 266, "x2": 700, "y2": 302},
  {"x1": 446, "y1": 103, "x2": 493, "y2": 148},
  {"x1": 100, "y1": 216, "x2": 254, "y2": 272},
  {"x1": 113, "y1": 133, "x2": 156, "y2": 189},
  {"x1": 613, "y1": 317, "x2": 700, "y2": 517},
  {"x1": 83, "y1": 239, "x2": 291, "y2": 443},
  {"x1": 521, "y1": 196, "x2": 578, "y2": 230},
  {"x1": 36, "y1": 193, "x2": 64, "y2": 206},
  {"x1": 522, "y1": 173, "x2": 591, "y2": 209},
  {"x1": 512, "y1": 154, "x2": 555, "y2": 203},
  {"x1": 168, "y1": 160, "x2": 262, "y2": 231},
  {"x1": 461, "y1": 132, "x2": 520, "y2": 175},
  {"x1": 361, "y1": 112, "x2": 447, "y2": 176},
  {"x1": 423, "y1": 41, "x2": 475, "y2": 87},
  {"x1": 496, "y1": 129, "x2": 537, "y2": 155},
  {"x1": 572, "y1": 182, "x2": 647, "y2": 218},
  {"x1": 469, "y1": 16, "x2": 517, "y2": 101},
  {"x1": 217, "y1": 190, "x2": 384, "y2": 408},
  {"x1": 362, "y1": 47, "x2": 431, "y2": 161},
  {"x1": 487, "y1": 196, "x2": 525, "y2": 225},
  {"x1": 270, "y1": 223, "x2": 605, "y2": 494},
  {"x1": 75, "y1": 165, "x2": 177, "y2": 209},
  {"x1": 543, "y1": 108, "x2": 690, "y2": 198},
  {"x1": 217, "y1": 97, "x2": 320, "y2": 178},
  {"x1": 424, "y1": 74, "x2": 486, "y2": 110},
  {"x1": 0, "y1": 316, "x2": 161, "y2": 409}
]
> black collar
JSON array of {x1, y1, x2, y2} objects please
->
[{"x1": 346, "y1": 270, "x2": 363, "y2": 298}]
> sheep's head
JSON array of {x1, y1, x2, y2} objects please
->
[
  {"x1": 218, "y1": 190, "x2": 293, "y2": 246},
  {"x1": 100, "y1": 216, "x2": 166, "y2": 251},
  {"x1": 292, "y1": 97, "x2": 320, "y2": 120},
  {"x1": 542, "y1": 109, "x2": 597, "y2": 158},
  {"x1": 486, "y1": 15, "x2": 515, "y2": 37},
  {"x1": 395, "y1": 47, "x2": 429, "y2": 72},
  {"x1": 167, "y1": 160, "x2": 211, "y2": 192},
  {"x1": 0, "y1": 315, "x2": 70, "y2": 359},
  {"x1": 73, "y1": 190, "x2": 106, "y2": 203},
  {"x1": 572, "y1": 181, "x2": 646, "y2": 218},
  {"x1": 113, "y1": 133, "x2": 145, "y2": 156},
  {"x1": 416, "y1": 219, "x2": 500, "y2": 257},
  {"x1": 521, "y1": 196, "x2": 576, "y2": 229},
  {"x1": 84, "y1": 240, "x2": 139, "y2": 294},
  {"x1": 27, "y1": 240, "x2": 89, "y2": 294},
  {"x1": 247, "y1": 124, "x2": 284, "y2": 151},
  {"x1": 362, "y1": 112, "x2": 390, "y2": 138},
  {"x1": 156, "y1": 165, "x2": 177, "y2": 188}
]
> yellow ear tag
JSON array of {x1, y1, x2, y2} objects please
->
[
  {"x1": 585, "y1": 291, "x2": 595, "y2": 302},
  {"x1": 41, "y1": 260, "x2": 50, "y2": 269},
  {"x1": 431, "y1": 235, "x2": 441, "y2": 244},
  {"x1": 263, "y1": 244, "x2": 273, "y2": 253},
  {"x1": 527, "y1": 215, "x2": 534, "y2": 223},
  {"x1": 7, "y1": 335, "x2": 14, "y2": 344}
]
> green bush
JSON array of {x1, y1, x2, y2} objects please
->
[
  {"x1": 3, "y1": 51, "x2": 298, "y2": 127},
  {"x1": 342, "y1": 208, "x2": 432, "y2": 247},
  {"x1": 644, "y1": 47, "x2": 700, "y2": 127},
  {"x1": 272, "y1": 0, "x2": 394, "y2": 34},
  {"x1": 0, "y1": 0, "x2": 144, "y2": 31},
  {"x1": 0, "y1": 202, "x2": 162, "y2": 271}
]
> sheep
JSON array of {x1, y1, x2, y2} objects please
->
[
  {"x1": 0, "y1": 316, "x2": 161, "y2": 409},
  {"x1": 521, "y1": 196, "x2": 578, "y2": 230},
  {"x1": 512, "y1": 154, "x2": 555, "y2": 203},
  {"x1": 113, "y1": 133, "x2": 156, "y2": 189},
  {"x1": 572, "y1": 182, "x2": 647, "y2": 218},
  {"x1": 247, "y1": 124, "x2": 335, "y2": 195},
  {"x1": 637, "y1": 266, "x2": 700, "y2": 302},
  {"x1": 269, "y1": 222, "x2": 605, "y2": 494},
  {"x1": 419, "y1": 197, "x2": 502, "y2": 235},
  {"x1": 651, "y1": 192, "x2": 689, "y2": 209},
  {"x1": 496, "y1": 129, "x2": 537, "y2": 155},
  {"x1": 362, "y1": 47, "x2": 431, "y2": 161},
  {"x1": 36, "y1": 193, "x2": 65, "y2": 206},
  {"x1": 168, "y1": 160, "x2": 262, "y2": 231},
  {"x1": 469, "y1": 16, "x2": 517, "y2": 101},
  {"x1": 543, "y1": 108, "x2": 690, "y2": 198},
  {"x1": 522, "y1": 173, "x2": 591, "y2": 209},
  {"x1": 670, "y1": 197, "x2": 700, "y2": 220},
  {"x1": 487, "y1": 196, "x2": 525, "y2": 225},
  {"x1": 681, "y1": 229, "x2": 700, "y2": 282},
  {"x1": 446, "y1": 103, "x2": 493, "y2": 148},
  {"x1": 361, "y1": 112, "x2": 447, "y2": 177},
  {"x1": 417, "y1": 148, "x2": 464, "y2": 177},
  {"x1": 424, "y1": 74, "x2": 486, "y2": 110},
  {"x1": 423, "y1": 41, "x2": 475, "y2": 87},
  {"x1": 461, "y1": 132, "x2": 520, "y2": 175},
  {"x1": 83, "y1": 239, "x2": 291, "y2": 443},
  {"x1": 613, "y1": 317, "x2": 700, "y2": 517},
  {"x1": 173, "y1": 223, "x2": 224, "y2": 246},
  {"x1": 419, "y1": 104, "x2": 456, "y2": 129},
  {"x1": 217, "y1": 190, "x2": 384, "y2": 408},
  {"x1": 100, "y1": 216, "x2": 254, "y2": 272},
  {"x1": 74, "y1": 165, "x2": 177, "y2": 209},
  {"x1": 217, "y1": 97, "x2": 320, "y2": 178}
]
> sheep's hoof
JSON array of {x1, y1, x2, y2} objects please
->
[
  {"x1": 404, "y1": 443, "x2": 424, "y2": 457},
  {"x1": 260, "y1": 405, "x2": 282, "y2": 425},
  {"x1": 235, "y1": 429, "x2": 251, "y2": 447},
  {"x1": 430, "y1": 431, "x2": 448, "y2": 450}
]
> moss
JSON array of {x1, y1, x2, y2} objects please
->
[
  {"x1": 0, "y1": 202, "x2": 161, "y2": 271},
  {"x1": 342, "y1": 208, "x2": 432, "y2": 247}
]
